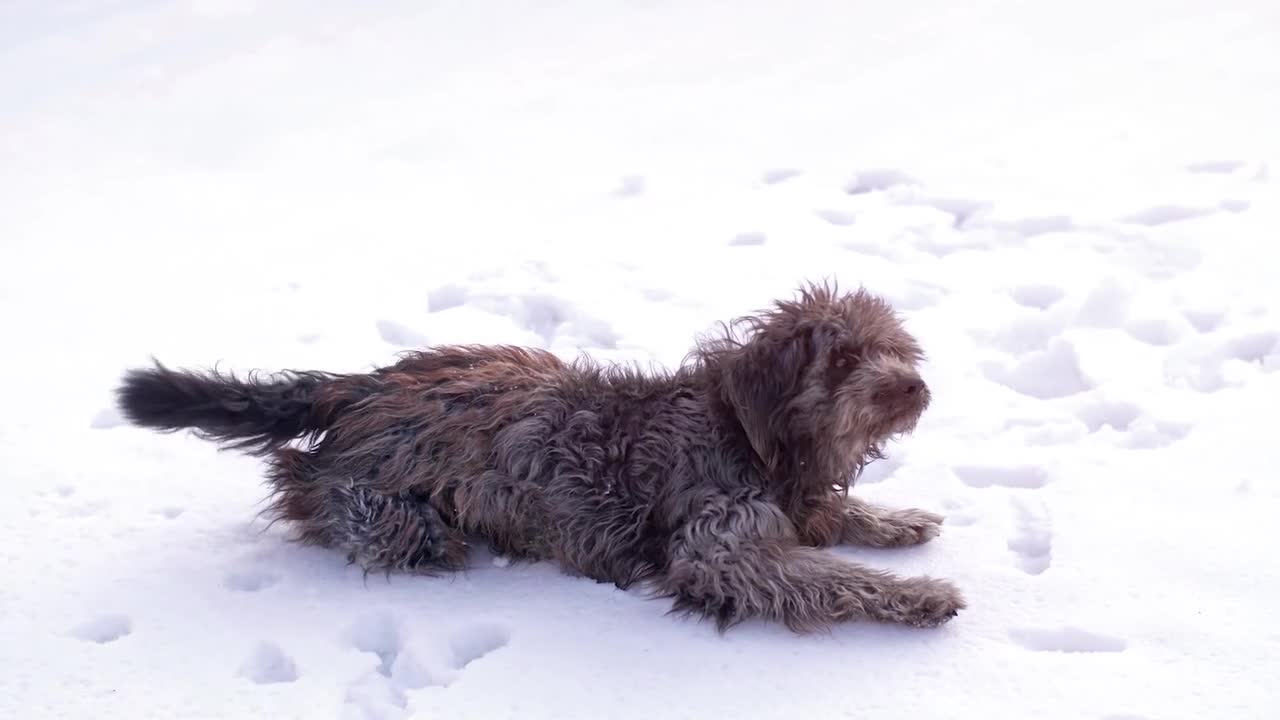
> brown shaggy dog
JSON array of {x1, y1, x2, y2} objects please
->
[{"x1": 116, "y1": 283, "x2": 965, "y2": 632}]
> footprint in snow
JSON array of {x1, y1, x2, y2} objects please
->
[
  {"x1": 992, "y1": 215, "x2": 1076, "y2": 236},
  {"x1": 90, "y1": 407, "x2": 125, "y2": 429},
  {"x1": 1075, "y1": 276, "x2": 1134, "y2": 329},
  {"x1": 969, "y1": 308, "x2": 1066, "y2": 355},
  {"x1": 470, "y1": 290, "x2": 620, "y2": 350},
  {"x1": 1119, "y1": 204, "x2": 1215, "y2": 226},
  {"x1": 981, "y1": 338, "x2": 1092, "y2": 400},
  {"x1": 761, "y1": 168, "x2": 802, "y2": 184},
  {"x1": 1008, "y1": 283, "x2": 1066, "y2": 310},
  {"x1": 1007, "y1": 497, "x2": 1051, "y2": 575},
  {"x1": 814, "y1": 208, "x2": 856, "y2": 226},
  {"x1": 1163, "y1": 329, "x2": 1278, "y2": 393},
  {"x1": 224, "y1": 568, "x2": 281, "y2": 593},
  {"x1": 1074, "y1": 399, "x2": 1141, "y2": 433},
  {"x1": 427, "y1": 283, "x2": 468, "y2": 313},
  {"x1": 376, "y1": 319, "x2": 429, "y2": 349},
  {"x1": 939, "y1": 497, "x2": 979, "y2": 527},
  {"x1": 72, "y1": 614, "x2": 132, "y2": 644},
  {"x1": 239, "y1": 641, "x2": 298, "y2": 684},
  {"x1": 1226, "y1": 330, "x2": 1279, "y2": 364},
  {"x1": 1185, "y1": 159, "x2": 1247, "y2": 174},
  {"x1": 339, "y1": 613, "x2": 504, "y2": 716},
  {"x1": 1118, "y1": 201, "x2": 1247, "y2": 227},
  {"x1": 345, "y1": 611, "x2": 405, "y2": 679},
  {"x1": 728, "y1": 231, "x2": 767, "y2": 247},
  {"x1": 891, "y1": 191, "x2": 991, "y2": 229},
  {"x1": 953, "y1": 464, "x2": 1049, "y2": 490},
  {"x1": 1123, "y1": 317, "x2": 1183, "y2": 346},
  {"x1": 1121, "y1": 418, "x2": 1191, "y2": 449},
  {"x1": 342, "y1": 612, "x2": 418, "y2": 713},
  {"x1": 843, "y1": 167, "x2": 917, "y2": 194},
  {"x1": 450, "y1": 623, "x2": 511, "y2": 670},
  {"x1": 1071, "y1": 400, "x2": 1187, "y2": 448},
  {"x1": 1009, "y1": 626, "x2": 1126, "y2": 653},
  {"x1": 1183, "y1": 307, "x2": 1225, "y2": 333}
]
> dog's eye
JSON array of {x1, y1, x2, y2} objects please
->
[{"x1": 828, "y1": 352, "x2": 859, "y2": 384}]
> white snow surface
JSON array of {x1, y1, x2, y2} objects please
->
[{"x1": 3, "y1": 1, "x2": 1279, "y2": 718}]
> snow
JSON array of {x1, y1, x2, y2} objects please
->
[{"x1": 2, "y1": 0, "x2": 1279, "y2": 718}]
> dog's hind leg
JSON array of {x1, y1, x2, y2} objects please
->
[
  {"x1": 662, "y1": 497, "x2": 963, "y2": 632},
  {"x1": 328, "y1": 482, "x2": 468, "y2": 575},
  {"x1": 264, "y1": 449, "x2": 467, "y2": 574},
  {"x1": 839, "y1": 495, "x2": 943, "y2": 548}
]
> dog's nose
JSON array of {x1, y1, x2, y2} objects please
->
[{"x1": 900, "y1": 377, "x2": 925, "y2": 397}]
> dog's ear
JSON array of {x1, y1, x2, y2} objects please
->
[{"x1": 721, "y1": 321, "x2": 836, "y2": 469}]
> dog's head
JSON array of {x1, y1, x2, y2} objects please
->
[{"x1": 699, "y1": 282, "x2": 930, "y2": 489}]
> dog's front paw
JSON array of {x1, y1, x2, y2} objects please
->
[
  {"x1": 843, "y1": 503, "x2": 945, "y2": 548},
  {"x1": 883, "y1": 577, "x2": 966, "y2": 628},
  {"x1": 886, "y1": 508, "x2": 944, "y2": 546}
]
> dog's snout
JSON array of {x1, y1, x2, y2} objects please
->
[{"x1": 899, "y1": 376, "x2": 925, "y2": 397}]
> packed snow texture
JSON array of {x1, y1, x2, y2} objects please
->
[{"x1": 2, "y1": 1, "x2": 1279, "y2": 719}]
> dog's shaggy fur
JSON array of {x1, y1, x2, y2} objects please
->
[{"x1": 116, "y1": 283, "x2": 965, "y2": 632}]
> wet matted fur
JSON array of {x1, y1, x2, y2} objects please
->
[{"x1": 116, "y1": 282, "x2": 965, "y2": 632}]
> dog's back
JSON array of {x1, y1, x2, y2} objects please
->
[{"x1": 116, "y1": 345, "x2": 705, "y2": 580}]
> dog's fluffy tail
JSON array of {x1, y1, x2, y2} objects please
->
[{"x1": 115, "y1": 361, "x2": 344, "y2": 454}]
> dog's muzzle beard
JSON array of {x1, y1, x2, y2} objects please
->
[
  {"x1": 886, "y1": 402, "x2": 927, "y2": 436},
  {"x1": 875, "y1": 375, "x2": 930, "y2": 436},
  {"x1": 826, "y1": 394, "x2": 925, "y2": 489}
]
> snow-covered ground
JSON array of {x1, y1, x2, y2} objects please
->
[{"x1": 3, "y1": 1, "x2": 1279, "y2": 718}]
